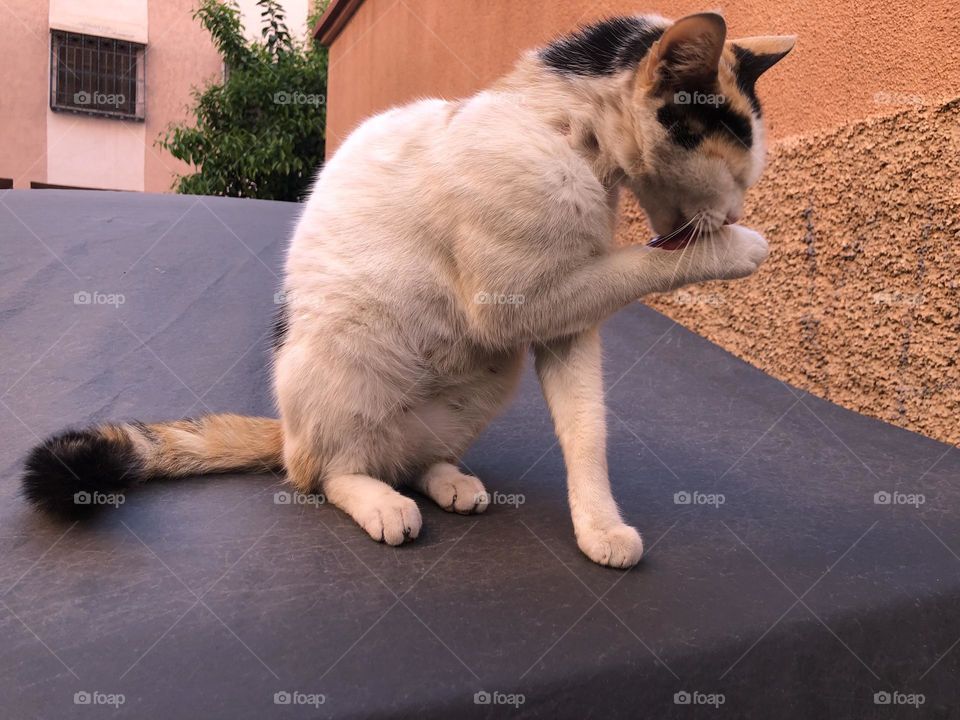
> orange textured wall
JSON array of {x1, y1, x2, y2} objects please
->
[
  {"x1": 324, "y1": 0, "x2": 960, "y2": 152},
  {"x1": 320, "y1": 0, "x2": 960, "y2": 446}
]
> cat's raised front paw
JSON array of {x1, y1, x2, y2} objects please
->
[
  {"x1": 712, "y1": 224, "x2": 769, "y2": 280},
  {"x1": 577, "y1": 523, "x2": 644, "y2": 568}
]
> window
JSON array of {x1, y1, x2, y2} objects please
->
[{"x1": 49, "y1": 30, "x2": 145, "y2": 120}]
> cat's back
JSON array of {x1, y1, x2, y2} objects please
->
[
  {"x1": 289, "y1": 89, "x2": 610, "y2": 291},
  {"x1": 301, "y1": 89, "x2": 605, "y2": 240},
  {"x1": 307, "y1": 98, "x2": 452, "y2": 224}
]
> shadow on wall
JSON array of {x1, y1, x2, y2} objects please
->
[{"x1": 632, "y1": 98, "x2": 960, "y2": 446}]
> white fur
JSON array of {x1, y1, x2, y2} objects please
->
[{"x1": 274, "y1": 14, "x2": 772, "y2": 565}]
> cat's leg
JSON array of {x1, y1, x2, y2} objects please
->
[
  {"x1": 323, "y1": 473, "x2": 422, "y2": 545},
  {"x1": 534, "y1": 327, "x2": 643, "y2": 569},
  {"x1": 281, "y1": 426, "x2": 421, "y2": 545},
  {"x1": 674, "y1": 224, "x2": 769, "y2": 286},
  {"x1": 401, "y1": 347, "x2": 524, "y2": 514},
  {"x1": 483, "y1": 225, "x2": 767, "y2": 342},
  {"x1": 408, "y1": 462, "x2": 490, "y2": 514}
]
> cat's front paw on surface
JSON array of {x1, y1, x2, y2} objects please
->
[
  {"x1": 713, "y1": 224, "x2": 769, "y2": 280},
  {"x1": 358, "y1": 495, "x2": 422, "y2": 545},
  {"x1": 577, "y1": 523, "x2": 644, "y2": 568}
]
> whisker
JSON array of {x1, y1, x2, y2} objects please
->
[
  {"x1": 668, "y1": 212, "x2": 701, "y2": 289},
  {"x1": 648, "y1": 214, "x2": 697, "y2": 247}
]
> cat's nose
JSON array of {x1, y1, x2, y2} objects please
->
[{"x1": 724, "y1": 211, "x2": 741, "y2": 225}]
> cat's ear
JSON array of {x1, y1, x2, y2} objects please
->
[
  {"x1": 728, "y1": 35, "x2": 797, "y2": 83},
  {"x1": 642, "y1": 12, "x2": 727, "y2": 89}
]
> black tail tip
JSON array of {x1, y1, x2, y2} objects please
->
[{"x1": 21, "y1": 428, "x2": 143, "y2": 519}]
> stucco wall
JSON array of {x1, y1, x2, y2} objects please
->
[
  {"x1": 318, "y1": 0, "x2": 960, "y2": 446},
  {"x1": 322, "y1": 0, "x2": 960, "y2": 151},
  {"x1": 642, "y1": 100, "x2": 960, "y2": 445}
]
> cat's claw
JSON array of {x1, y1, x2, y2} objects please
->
[{"x1": 577, "y1": 523, "x2": 644, "y2": 568}]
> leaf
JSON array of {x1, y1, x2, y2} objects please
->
[{"x1": 160, "y1": 0, "x2": 328, "y2": 201}]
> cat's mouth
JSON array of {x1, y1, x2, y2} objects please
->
[
  {"x1": 647, "y1": 223, "x2": 699, "y2": 251},
  {"x1": 648, "y1": 213, "x2": 736, "y2": 250}
]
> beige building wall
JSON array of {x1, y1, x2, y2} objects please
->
[
  {"x1": 0, "y1": 0, "x2": 308, "y2": 193},
  {"x1": 316, "y1": 0, "x2": 960, "y2": 445},
  {"x1": 142, "y1": 0, "x2": 224, "y2": 193},
  {"x1": 0, "y1": 0, "x2": 52, "y2": 187}
]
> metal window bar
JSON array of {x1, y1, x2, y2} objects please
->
[{"x1": 49, "y1": 30, "x2": 145, "y2": 121}]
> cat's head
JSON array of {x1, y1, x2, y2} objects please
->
[{"x1": 627, "y1": 13, "x2": 795, "y2": 236}]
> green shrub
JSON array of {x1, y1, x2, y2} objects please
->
[{"x1": 160, "y1": 0, "x2": 328, "y2": 201}]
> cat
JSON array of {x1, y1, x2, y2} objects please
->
[{"x1": 22, "y1": 12, "x2": 794, "y2": 568}]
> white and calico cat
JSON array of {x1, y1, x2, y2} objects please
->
[{"x1": 24, "y1": 13, "x2": 794, "y2": 568}]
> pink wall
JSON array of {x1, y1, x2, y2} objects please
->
[
  {"x1": 0, "y1": 0, "x2": 230, "y2": 192},
  {"x1": 143, "y1": 0, "x2": 224, "y2": 193},
  {"x1": 0, "y1": 0, "x2": 50, "y2": 187}
]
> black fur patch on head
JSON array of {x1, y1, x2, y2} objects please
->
[
  {"x1": 732, "y1": 45, "x2": 788, "y2": 117},
  {"x1": 21, "y1": 427, "x2": 144, "y2": 519},
  {"x1": 541, "y1": 16, "x2": 665, "y2": 76},
  {"x1": 655, "y1": 92, "x2": 753, "y2": 150},
  {"x1": 271, "y1": 296, "x2": 290, "y2": 351}
]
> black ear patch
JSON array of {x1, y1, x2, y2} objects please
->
[
  {"x1": 656, "y1": 91, "x2": 753, "y2": 150},
  {"x1": 541, "y1": 16, "x2": 665, "y2": 76},
  {"x1": 732, "y1": 45, "x2": 789, "y2": 116}
]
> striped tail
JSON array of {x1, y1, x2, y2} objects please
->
[{"x1": 21, "y1": 414, "x2": 283, "y2": 518}]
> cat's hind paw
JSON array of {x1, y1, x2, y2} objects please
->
[{"x1": 412, "y1": 462, "x2": 490, "y2": 515}]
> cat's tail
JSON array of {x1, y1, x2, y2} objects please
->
[{"x1": 21, "y1": 415, "x2": 283, "y2": 518}]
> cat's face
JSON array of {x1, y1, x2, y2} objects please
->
[{"x1": 628, "y1": 14, "x2": 795, "y2": 237}]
